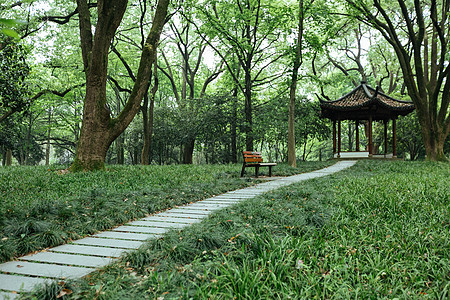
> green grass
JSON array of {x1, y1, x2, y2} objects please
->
[
  {"x1": 0, "y1": 161, "x2": 332, "y2": 263},
  {"x1": 32, "y1": 160, "x2": 449, "y2": 299}
]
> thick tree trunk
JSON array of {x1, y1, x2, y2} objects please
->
[
  {"x1": 182, "y1": 138, "x2": 195, "y2": 164},
  {"x1": 417, "y1": 107, "x2": 447, "y2": 161},
  {"x1": 70, "y1": 0, "x2": 169, "y2": 171}
]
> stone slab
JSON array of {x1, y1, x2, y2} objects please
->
[
  {"x1": 142, "y1": 216, "x2": 200, "y2": 224},
  {"x1": 19, "y1": 252, "x2": 112, "y2": 268},
  {"x1": 0, "y1": 261, "x2": 94, "y2": 279},
  {"x1": 0, "y1": 274, "x2": 50, "y2": 292},
  {"x1": 73, "y1": 237, "x2": 144, "y2": 249},
  {"x1": 167, "y1": 208, "x2": 212, "y2": 215},
  {"x1": 50, "y1": 244, "x2": 124, "y2": 258},
  {"x1": 199, "y1": 200, "x2": 240, "y2": 204},
  {"x1": 185, "y1": 203, "x2": 230, "y2": 210},
  {"x1": 208, "y1": 195, "x2": 253, "y2": 199},
  {"x1": 226, "y1": 191, "x2": 263, "y2": 195},
  {"x1": 112, "y1": 226, "x2": 168, "y2": 234},
  {"x1": 127, "y1": 220, "x2": 188, "y2": 229},
  {"x1": 0, "y1": 291, "x2": 19, "y2": 299},
  {"x1": 156, "y1": 212, "x2": 206, "y2": 219},
  {"x1": 93, "y1": 231, "x2": 158, "y2": 241}
]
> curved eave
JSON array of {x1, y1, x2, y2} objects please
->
[{"x1": 319, "y1": 83, "x2": 415, "y2": 112}]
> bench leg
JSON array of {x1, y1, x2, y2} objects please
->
[
  {"x1": 241, "y1": 164, "x2": 246, "y2": 177},
  {"x1": 255, "y1": 166, "x2": 259, "y2": 178},
  {"x1": 269, "y1": 166, "x2": 272, "y2": 177}
]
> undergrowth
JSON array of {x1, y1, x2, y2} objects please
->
[
  {"x1": 32, "y1": 160, "x2": 449, "y2": 299},
  {"x1": 0, "y1": 161, "x2": 332, "y2": 263}
]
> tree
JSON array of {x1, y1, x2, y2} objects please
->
[
  {"x1": 158, "y1": 13, "x2": 224, "y2": 164},
  {"x1": 345, "y1": 0, "x2": 449, "y2": 161},
  {"x1": 288, "y1": 0, "x2": 305, "y2": 167},
  {"x1": 195, "y1": 0, "x2": 289, "y2": 151},
  {"x1": 70, "y1": 0, "x2": 170, "y2": 171}
]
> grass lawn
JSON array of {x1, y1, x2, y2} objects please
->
[
  {"x1": 0, "y1": 161, "x2": 332, "y2": 264},
  {"x1": 27, "y1": 160, "x2": 449, "y2": 299}
]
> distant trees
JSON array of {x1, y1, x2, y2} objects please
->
[
  {"x1": 1, "y1": 0, "x2": 447, "y2": 167},
  {"x1": 196, "y1": 0, "x2": 289, "y2": 151}
]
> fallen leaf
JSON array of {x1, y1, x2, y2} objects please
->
[{"x1": 57, "y1": 289, "x2": 73, "y2": 298}]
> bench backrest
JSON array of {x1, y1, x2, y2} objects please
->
[{"x1": 243, "y1": 151, "x2": 263, "y2": 163}]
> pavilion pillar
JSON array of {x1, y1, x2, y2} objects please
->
[
  {"x1": 392, "y1": 118, "x2": 397, "y2": 158},
  {"x1": 332, "y1": 120, "x2": 336, "y2": 156},
  {"x1": 355, "y1": 120, "x2": 360, "y2": 152},
  {"x1": 337, "y1": 120, "x2": 341, "y2": 158},
  {"x1": 368, "y1": 116, "x2": 373, "y2": 157},
  {"x1": 384, "y1": 119, "x2": 388, "y2": 157}
]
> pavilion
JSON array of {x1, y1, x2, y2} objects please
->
[{"x1": 319, "y1": 81, "x2": 415, "y2": 159}]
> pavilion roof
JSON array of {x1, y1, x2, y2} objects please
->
[{"x1": 319, "y1": 81, "x2": 415, "y2": 120}]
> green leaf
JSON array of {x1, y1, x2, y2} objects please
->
[
  {"x1": 1, "y1": 28, "x2": 20, "y2": 38},
  {"x1": 0, "y1": 18, "x2": 27, "y2": 27},
  {"x1": 0, "y1": 18, "x2": 17, "y2": 26}
]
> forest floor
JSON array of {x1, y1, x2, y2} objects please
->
[{"x1": 19, "y1": 160, "x2": 449, "y2": 299}]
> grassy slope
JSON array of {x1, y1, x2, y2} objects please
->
[
  {"x1": 0, "y1": 161, "x2": 332, "y2": 263},
  {"x1": 42, "y1": 160, "x2": 450, "y2": 300}
]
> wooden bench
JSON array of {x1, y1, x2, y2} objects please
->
[{"x1": 241, "y1": 151, "x2": 277, "y2": 178}]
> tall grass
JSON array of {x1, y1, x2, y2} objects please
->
[
  {"x1": 46, "y1": 160, "x2": 449, "y2": 299},
  {"x1": 0, "y1": 162, "x2": 332, "y2": 263}
]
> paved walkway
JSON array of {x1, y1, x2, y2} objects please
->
[{"x1": 0, "y1": 161, "x2": 356, "y2": 299}]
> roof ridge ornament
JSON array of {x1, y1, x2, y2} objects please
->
[
  {"x1": 373, "y1": 86, "x2": 379, "y2": 98},
  {"x1": 362, "y1": 82, "x2": 373, "y2": 98}
]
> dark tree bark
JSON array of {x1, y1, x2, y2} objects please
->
[{"x1": 70, "y1": 0, "x2": 169, "y2": 171}]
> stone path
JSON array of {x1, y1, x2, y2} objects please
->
[{"x1": 0, "y1": 161, "x2": 356, "y2": 299}]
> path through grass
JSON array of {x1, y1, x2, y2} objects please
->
[
  {"x1": 38, "y1": 160, "x2": 450, "y2": 299},
  {"x1": 0, "y1": 161, "x2": 332, "y2": 263}
]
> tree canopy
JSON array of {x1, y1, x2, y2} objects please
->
[{"x1": 0, "y1": 0, "x2": 448, "y2": 167}]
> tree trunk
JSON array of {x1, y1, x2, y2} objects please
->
[
  {"x1": 182, "y1": 138, "x2": 195, "y2": 164},
  {"x1": 244, "y1": 71, "x2": 253, "y2": 151},
  {"x1": 116, "y1": 135, "x2": 124, "y2": 164},
  {"x1": 70, "y1": 0, "x2": 169, "y2": 171},
  {"x1": 244, "y1": 21, "x2": 253, "y2": 152},
  {"x1": 6, "y1": 149, "x2": 12, "y2": 166},
  {"x1": 288, "y1": 0, "x2": 304, "y2": 167},
  {"x1": 46, "y1": 110, "x2": 52, "y2": 165},
  {"x1": 231, "y1": 88, "x2": 238, "y2": 163},
  {"x1": 142, "y1": 61, "x2": 158, "y2": 165}
]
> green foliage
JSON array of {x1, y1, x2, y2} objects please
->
[
  {"x1": 397, "y1": 113, "x2": 424, "y2": 160},
  {"x1": 53, "y1": 161, "x2": 450, "y2": 299},
  {"x1": 0, "y1": 42, "x2": 31, "y2": 120},
  {"x1": 0, "y1": 18, "x2": 27, "y2": 39}
]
